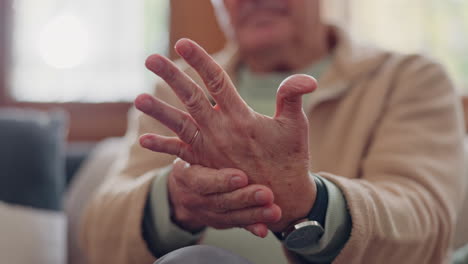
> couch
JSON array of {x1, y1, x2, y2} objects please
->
[
  {"x1": 1, "y1": 108, "x2": 467, "y2": 263},
  {"x1": 0, "y1": 109, "x2": 68, "y2": 264}
]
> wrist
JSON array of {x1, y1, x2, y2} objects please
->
[
  {"x1": 286, "y1": 175, "x2": 317, "y2": 226},
  {"x1": 270, "y1": 173, "x2": 317, "y2": 232},
  {"x1": 170, "y1": 208, "x2": 206, "y2": 234},
  {"x1": 167, "y1": 178, "x2": 206, "y2": 233},
  {"x1": 274, "y1": 174, "x2": 328, "y2": 242}
]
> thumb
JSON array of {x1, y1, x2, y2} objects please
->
[{"x1": 274, "y1": 74, "x2": 317, "y2": 120}]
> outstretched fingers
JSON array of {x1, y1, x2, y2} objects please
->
[
  {"x1": 175, "y1": 39, "x2": 249, "y2": 116},
  {"x1": 134, "y1": 94, "x2": 200, "y2": 144},
  {"x1": 140, "y1": 134, "x2": 195, "y2": 163},
  {"x1": 145, "y1": 54, "x2": 213, "y2": 125}
]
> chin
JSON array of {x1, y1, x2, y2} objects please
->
[{"x1": 236, "y1": 22, "x2": 293, "y2": 52}]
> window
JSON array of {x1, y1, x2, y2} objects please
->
[
  {"x1": 349, "y1": 0, "x2": 468, "y2": 92},
  {"x1": 11, "y1": 0, "x2": 168, "y2": 102}
]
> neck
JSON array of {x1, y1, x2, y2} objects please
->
[{"x1": 242, "y1": 25, "x2": 332, "y2": 74}]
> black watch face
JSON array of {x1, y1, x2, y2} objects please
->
[{"x1": 285, "y1": 225, "x2": 324, "y2": 249}]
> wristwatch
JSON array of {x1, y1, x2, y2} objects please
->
[{"x1": 274, "y1": 175, "x2": 329, "y2": 250}]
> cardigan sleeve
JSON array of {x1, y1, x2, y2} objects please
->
[
  {"x1": 143, "y1": 166, "x2": 205, "y2": 257},
  {"x1": 79, "y1": 80, "x2": 187, "y2": 264},
  {"x1": 313, "y1": 57, "x2": 466, "y2": 264}
]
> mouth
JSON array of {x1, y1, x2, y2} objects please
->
[{"x1": 238, "y1": 0, "x2": 289, "y2": 24}]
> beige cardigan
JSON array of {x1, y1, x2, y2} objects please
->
[{"x1": 80, "y1": 28, "x2": 466, "y2": 263}]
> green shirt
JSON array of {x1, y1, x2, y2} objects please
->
[{"x1": 237, "y1": 57, "x2": 331, "y2": 117}]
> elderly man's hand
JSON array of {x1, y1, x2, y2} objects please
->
[
  {"x1": 136, "y1": 39, "x2": 317, "y2": 232},
  {"x1": 168, "y1": 159, "x2": 281, "y2": 238}
]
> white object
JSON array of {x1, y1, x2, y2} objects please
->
[{"x1": 0, "y1": 202, "x2": 66, "y2": 264}]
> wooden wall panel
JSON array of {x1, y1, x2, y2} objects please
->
[
  {"x1": 169, "y1": 0, "x2": 226, "y2": 59},
  {"x1": 7, "y1": 102, "x2": 132, "y2": 142}
]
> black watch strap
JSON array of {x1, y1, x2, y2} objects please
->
[
  {"x1": 309, "y1": 175, "x2": 328, "y2": 227},
  {"x1": 274, "y1": 174, "x2": 329, "y2": 241}
]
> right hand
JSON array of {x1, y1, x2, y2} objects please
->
[
  {"x1": 137, "y1": 39, "x2": 317, "y2": 232},
  {"x1": 168, "y1": 159, "x2": 282, "y2": 238}
]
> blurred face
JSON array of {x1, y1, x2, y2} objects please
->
[{"x1": 216, "y1": 0, "x2": 321, "y2": 52}]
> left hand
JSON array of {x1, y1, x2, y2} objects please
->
[
  {"x1": 135, "y1": 39, "x2": 317, "y2": 232},
  {"x1": 168, "y1": 159, "x2": 281, "y2": 238}
]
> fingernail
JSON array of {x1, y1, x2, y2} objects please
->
[
  {"x1": 177, "y1": 41, "x2": 193, "y2": 58},
  {"x1": 255, "y1": 190, "x2": 268, "y2": 204},
  {"x1": 263, "y1": 208, "x2": 274, "y2": 220},
  {"x1": 230, "y1": 176, "x2": 244, "y2": 188}
]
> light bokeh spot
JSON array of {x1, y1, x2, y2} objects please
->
[{"x1": 38, "y1": 15, "x2": 89, "y2": 69}]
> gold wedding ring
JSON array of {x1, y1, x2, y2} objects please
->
[{"x1": 188, "y1": 129, "x2": 200, "y2": 145}]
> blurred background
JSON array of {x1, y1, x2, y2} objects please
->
[
  {"x1": 1, "y1": 0, "x2": 229, "y2": 141},
  {"x1": 0, "y1": 0, "x2": 467, "y2": 141},
  {"x1": 0, "y1": 0, "x2": 468, "y2": 263}
]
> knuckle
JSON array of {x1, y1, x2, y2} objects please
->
[
  {"x1": 222, "y1": 173, "x2": 233, "y2": 190},
  {"x1": 185, "y1": 88, "x2": 201, "y2": 107},
  {"x1": 176, "y1": 144, "x2": 190, "y2": 163},
  {"x1": 207, "y1": 72, "x2": 227, "y2": 94},
  {"x1": 185, "y1": 90, "x2": 205, "y2": 115},
  {"x1": 178, "y1": 115, "x2": 192, "y2": 136},
  {"x1": 195, "y1": 179, "x2": 209, "y2": 195},
  {"x1": 164, "y1": 65, "x2": 177, "y2": 82},
  {"x1": 213, "y1": 195, "x2": 229, "y2": 212},
  {"x1": 184, "y1": 172, "x2": 198, "y2": 190},
  {"x1": 174, "y1": 161, "x2": 189, "y2": 180},
  {"x1": 212, "y1": 134, "x2": 234, "y2": 153},
  {"x1": 250, "y1": 208, "x2": 262, "y2": 222},
  {"x1": 243, "y1": 190, "x2": 255, "y2": 206},
  {"x1": 190, "y1": 177, "x2": 209, "y2": 195},
  {"x1": 215, "y1": 170, "x2": 231, "y2": 189},
  {"x1": 172, "y1": 171, "x2": 186, "y2": 187},
  {"x1": 191, "y1": 53, "x2": 205, "y2": 69}
]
